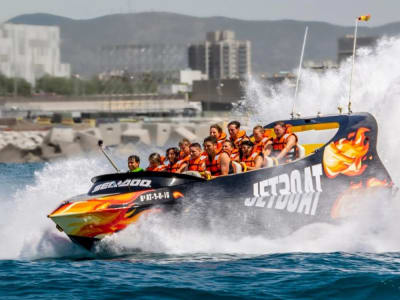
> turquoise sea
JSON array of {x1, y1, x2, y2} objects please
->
[{"x1": 0, "y1": 161, "x2": 400, "y2": 299}]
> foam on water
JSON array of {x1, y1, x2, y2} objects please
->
[
  {"x1": 2, "y1": 36, "x2": 400, "y2": 260},
  {"x1": 0, "y1": 156, "x2": 114, "y2": 259}
]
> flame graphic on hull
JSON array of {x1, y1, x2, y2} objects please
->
[
  {"x1": 330, "y1": 178, "x2": 392, "y2": 219},
  {"x1": 48, "y1": 191, "x2": 153, "y2": 239},
  {"x1": 323, "y1": 127, "x2": 370, "y2": 178},
  {"x1": 366, "y1": 178, "x2": 391, "y2": 188}
]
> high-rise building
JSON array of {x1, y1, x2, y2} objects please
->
[
  {"x1": 188, "y1": 30, "x2": 251, "y2": 80},
  {"x1": 0, "y1": 23, "x2": 70, "y2": 85},
  {"x1": 337, "y1": 35, "x2": 378, "y2": 63}
]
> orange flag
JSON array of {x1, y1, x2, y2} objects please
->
[{"x1": 358, "y1": 14, "x2": 371, "y2": 21}]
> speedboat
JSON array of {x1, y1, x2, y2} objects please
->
[{"x1": 48, "y1": 112, "x2": 394, "y2": 250}]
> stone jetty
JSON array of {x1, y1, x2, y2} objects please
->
[{"x1": 0, "y1": 118, "x2": 229, "y2": 163}]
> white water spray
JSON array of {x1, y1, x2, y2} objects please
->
[
  {"x1": 0, "y1": 157, "x2": 113, "y2": 259},
  {"x1": 244, "y1": 36, "x2": 400, "y2": 180}
]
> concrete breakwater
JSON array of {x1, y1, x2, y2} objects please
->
[{"x1": 0, "y1": 120, "x2": 221, "y2": 163}]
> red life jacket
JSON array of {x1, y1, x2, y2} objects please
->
[
  {"x1": 272, "y1": 133, "x2": 299, "y2": 161},
  {"x1": 188, "y1": 154, "x2": 207, "y2": 172}
]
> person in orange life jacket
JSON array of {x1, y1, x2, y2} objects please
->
[
  {"x1": 166, "y1": 147, "x2": 188, "y2": 173},
  {"x1": 252, "y1": 125, "x2": 272, "y2": 154},
  {"x1": 239, "y1": 141, "x2": 263, "y2": 171},
  {"x1": 271, "y1": 121, "x2": 299, "y2": 163},
  {"x1": 187, "y1": 143, "x2": 207, "y2": 172},
  {"x1": 146, "y1": 153, "x2": 166, "y2": 172},
  {"x1": 203, "y1": 136, "x2": 230, "y2": 179},
  {"x1": 160, "y1": 155, "x2": 166, "y2": 165},
  {"x1": 178, "y1": 138, "x2": 191, "y2": 161},
  {"x1": 252, "y1": 125, "x2": 274, "y2": 167},
  {"x1": 222, "y1": 140, "x2": 240, "y2": 162},
  {"x1": 128, "y1": 155, "x2": 144, "y2": 172},
  {"x1": 221, "y1": 139, "x2": 242, "y2": 174},
  {"x1": 209, "y1": 123, "x2": 227, "y2": 154},
  {"x1": 228, "y1": 120, "x2": 248, "y2": 148}
]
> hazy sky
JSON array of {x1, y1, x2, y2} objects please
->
[{"x1": 1, "y1": 0, "x2": 400, "y2": 26}]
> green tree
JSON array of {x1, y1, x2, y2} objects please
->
[{"x1": 0, "y1": 74, "x2": 32, "y2": 96}]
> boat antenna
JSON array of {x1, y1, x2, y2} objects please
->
[
  {"x1": 347, "y1": 14, "x2": 371, "y2": 114},
  {"x1": 291, "y1": 26, "x2": 309, "y2": 119},
  {"x1": 98, "y1": 140, "x2": 121, "y2": 173}
]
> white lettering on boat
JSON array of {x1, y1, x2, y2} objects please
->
[
  {"x1": 244, "y1": 163, "x2": 323, "y2": 216},
  {"x1": 139, "y1": 191, "x2": 171, "y2": 202},
  {"x1": 92, "y1": 179, "x2": 152, "y2": 192}
]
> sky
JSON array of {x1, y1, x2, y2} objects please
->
[{"x1": 1, "y1": 0, "x2": 400, "y2": 26}]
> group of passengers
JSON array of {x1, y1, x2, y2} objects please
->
[{"x1": 128, "y1": 120, "x2": 299, "y2": 179}]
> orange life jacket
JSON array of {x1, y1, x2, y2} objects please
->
[
  {"x1": 181, "y1": 154, "x2": 190, "y2": 163},
  {"x1": 205, "y1": 153, "x2": 222, "y2": 176},
  {"x1": 241, "y1": 150, "x2": 261, "y2": 168},
  {"x1": 254, "y1": 136, "x2": 272, "y2": 153},
  {"x1": 160, "y1": 155, "x2": 166, "y2": 164},
  {"x1": 272, "y1": 132, "x2": 299, "y2": 161},
  {"x1": 216, "y1": 132, "x2": 227, "y2": 154},
  {"x1": 179, "y1": 151, "x2": 190, "y2": 161},
  {"x1": 223, "y1": 148, "x2": 239, "y2": 162},
  {"x1": 230, "y1": 130, "x2": 248, "y2": 147},
  {"x1": 230, "y1": 148, "x2": 240, "y2": 162},
  {"x1": 166, "y1": 158, "x2": 188, "y2": 173},
  {"x1": 146, "y1": 164, "x2": 166, "y2": 172},
  {"x1": 188, "y1": 154, "x2": 207, "y2": 172}
]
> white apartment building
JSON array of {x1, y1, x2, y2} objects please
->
[{"x1": 0, "y1": 23, "x2": 70, "y2": 85}]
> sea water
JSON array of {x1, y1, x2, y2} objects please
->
[{"x1": 2, "y1": 37, "x2": 400, "y2": 299}]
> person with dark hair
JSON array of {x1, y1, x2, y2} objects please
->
[
  {"x1": 187, "y1": 143, "x2": 207, "y2": 172},
  {"x1": 239, "y1": 141, "x2": 263, "y2": 172},
  {"x1": 203, "y1": 136, "x2": 230, "y2": 179},
  {"x1": 271, "y1": 122, "x2": 299, "y2": 163},
  {"x1": 166, "y1": 147, "x2": 188, "y2": 173},
  {"x1": 128, "y1": 155, "x2": 144, "y2": 173},
  {"x1": 209, "y1": 123, "x2": 227, "y2": 154},
  {"x1": 228, "y1": 120, "x2": 248, "y2": 147},
  {"x1": 146, "y1": 153, "x2": 166, "y2": 172}
]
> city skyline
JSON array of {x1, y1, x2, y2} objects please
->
[{"x1": 1, "y1": 0, "x2": 400, "y2": 27}]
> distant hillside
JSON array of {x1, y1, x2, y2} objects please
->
[{"x1": 8, "y1": 12, "x2": 400, "y2": 76}]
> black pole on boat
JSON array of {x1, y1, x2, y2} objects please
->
[{"x1": 98, "y1": 140, "x2": 121, "y2": 173}]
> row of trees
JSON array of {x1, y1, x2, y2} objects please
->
[
  {"x1": 0, "y1": 72, "x2": 176, "y2": 97},
  {"x1": 0, "y1": 74, "x2": 32, "y2": 96}
]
